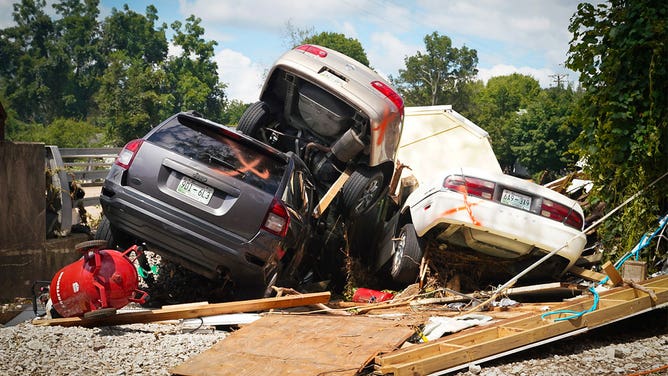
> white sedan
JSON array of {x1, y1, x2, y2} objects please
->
[{"x1": 390, "y1": 167, "x2": 587, "y2": 284}]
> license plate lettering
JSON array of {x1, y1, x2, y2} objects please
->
[
  {"x1": 500, "y1": 189, "x2": 531, "y2": 211},
  {"x1": 177, "y1": 176, "x2": 214, "y2": 205}
]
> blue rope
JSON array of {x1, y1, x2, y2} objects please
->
[
  {"x1": 542, "y1": 213, "x2": 668, "y2": 322},
  {"x1": 541, "y1": 286, "x2": 599, "y2": 322}
]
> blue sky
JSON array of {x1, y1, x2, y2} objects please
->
[{"x1": 0, "y1": 0, "x2": 589, "y2": 103}]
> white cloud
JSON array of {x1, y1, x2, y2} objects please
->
[
  {"x1": 368, "y1": 32, "x2": 421, "y2": 79},
  {"x1": 415, "y1": 0, "x2": 580, "y2": 68},
  {"x1": 215, "y1": 49, "x2": 266, "y2": 103},
  {"x1": 0, "y1": 0, "x2": 13, "y2": 29}
]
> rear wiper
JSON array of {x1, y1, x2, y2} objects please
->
[{"x1": 203, "y1": 153, "x2": 245, "y2": 175}]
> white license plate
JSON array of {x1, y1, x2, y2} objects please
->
[
  {"x1": 319, "y1": 70, "x2": 345, "y2": 86},
  {"x1": 500, "y1": 189, "x2": 532, "y2": 211},
  {"x1": 176, "y1": 176, "x2": 214, "y2": 205}
]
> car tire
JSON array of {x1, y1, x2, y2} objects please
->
[
  {"x1": 237, "y1": 101, "x2": 271, "y2": 139},
  {"x1": 95, "y1": 216, "x2": 132, "y2": 249},
  {"x1": 390, "y1": 223, "x2": 423, "y2": 285},
  {"x1": 341, "y1": 167, "x2": 384, "y2": 218}
]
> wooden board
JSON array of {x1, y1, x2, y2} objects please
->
[
  {"x1": 171, "y1": 314, "x2": 415, "y2": 376},
  {"x1": 33, "y1": 292, "x2": 330, "y2": 328},
  {"x1": 375, "y1": 275, "x2": 668, "y2": 376}
]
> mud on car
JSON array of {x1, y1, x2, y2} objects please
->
[
  {"x1": 96, "y1": 112, "x2": 322, "y2": 297},
  {"x1": 237, "y1": 44, "x2": 404, "y2": 219}
]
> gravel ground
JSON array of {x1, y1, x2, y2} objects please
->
[{"x1": 0, "y1": 308, "x2": 665, "y2": 376}]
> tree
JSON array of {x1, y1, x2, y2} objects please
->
[
  {"x1": 52, "y1": 0, "x2": 103, "y2": 119},
  {"x1": 468, "y1": 74, "x2": 541, "y2": 171},
  {"x1": 509, "y1": 87, "x2": 581, "y2": 180},
  {"x1": 95, "y1": 5, "x2": 171, "y2": 144},
  {"x1": 390, "y1": 31, "x2": 478, "y2": 107},
  {"x1": 165, "y1": 15, "x2": 226, "y2": 120},
  {"x1": 0, "y1": 0, "x2": 58, "y2": 123},
  {"x1": 100, "y1": 4, "x2": 167, "y2": 64},
  {"x1": 567, "y1": 1, "x2": 668, "y2": 257},
  {"x1": 302, "y1": 31, "x2": 370, "y2": 67},
  {"x1": 221, "y1": 99, "x2": 249, "y2": 126},
  {"x1": 95, "y1": 50, "x2": 171, "y2": 144}
]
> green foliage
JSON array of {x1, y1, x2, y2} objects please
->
[
  {"x1": 95, "y1": 50, "x2": 171, "y2": 144},
  {"x1": 509, "y1": 87, "x2": 581, "y2": 180},
  {"x1": 567, "y1": 1, "x2": 668, "y2": 259},
  {"x1": 302, "y1": 31, "x2": 370, "y2": 67},
  {"x1": 165, "y1": 15, "x2": 226, "y2": 120},
  {"x1": 390, "y1": 31, "x2": 478, "y2": 108},
  {"x1": 11, "y1": 117, "x2": 99, "y2": 147},
  {"x1": 1, "y1": 1, "x2": 227, "y2": 145},
  {"x1": 220, "y1": 99, "x2": 250, "y2": 126}
]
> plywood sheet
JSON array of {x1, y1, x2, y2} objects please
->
[{"x1": 171, "y1": 314, "x2": 414, "y2": 376}]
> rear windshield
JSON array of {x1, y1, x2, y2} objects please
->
[{"x1": 147, "y1": 116, "x2": 286, "y2": 194}]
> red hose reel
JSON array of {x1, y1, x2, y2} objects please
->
[{"x1": 49, "y1": 240, "x2": 149, "y2": 318}]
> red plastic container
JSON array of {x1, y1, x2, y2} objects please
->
[
  {"x1": 352, "y1": 288, "x2": 394, "y2": 303},
  {"x1": 49, "y1": 240, "x2": 148, "y2": 317}
]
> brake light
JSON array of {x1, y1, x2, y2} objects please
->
[
  {"x1": 443, "y1": 175, "x2": 495, "y2": 200},
  {"x1": 296, "y1": 44, "x2": 327, "y2": 58},
  {"x1": 541, "y1": 199, "x2": 583, "y2": 230},
  {"x1": 262, "y1": 198, "x2": 290, "y2": 237},
  {"x1": 115, "y1": 139, "x2": 144, "y2": 170},
  {"x1": 371, "y1": 81, "x2": 404, "y2": 116}
]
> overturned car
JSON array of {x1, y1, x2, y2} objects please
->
[{"x1": 237, "y1": 44, "x2": 404, "y2": 218}]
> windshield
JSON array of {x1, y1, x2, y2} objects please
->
[{"x1": 147, "y1": 117, "x2": 287, "y2": 194}]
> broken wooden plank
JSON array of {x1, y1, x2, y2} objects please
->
[
  {"x1": 602, "y1": 260, "x2": 624, "y2": 286},
  {"x1": 32, "y1": 291, "x2": 331, "y2": 327},
  {"x1": 171, "y1": 314, "x2": 415, "y2": 376},
  {"x1": 313, "y1": 168, "x2": 351, "y2": 218},
  {"x1": 568, "y1": 265, "x2": 609, "y2": 283},
  {"x1": 375, "y1": 275, "x2": 668, "y2": 376}
]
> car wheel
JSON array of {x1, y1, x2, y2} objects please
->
[
  {"x1": 390, "y1": 223, "x2": 423, "y2": 285},
  {"x1": 95, "y1": 216, "x2": 132, "y2": 250},
  {"x1": 237, "y1": 101, "x2": 272, "y2": 139},
  {"x1": 341, "y1": 167, "x2": 384, "y2": 218}
]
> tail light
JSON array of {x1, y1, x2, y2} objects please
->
[
  {"x1": 541, "y1": 199, "x2": 583, "y2": 230},
  {"x1": 115, "y1": 139, "x2": 144, "y2": 170},
  {"x1": 444, "y1": 175, "x2": 495, "y2": 200},
  {"x1": 262, "y1": 198, "x2": 290, "y2": 237},
  {"x1": 296, "y1": 44, "x2": 328, "y2": 58},
  {"x1": 371, "y1": 80, "x2": 404, "y2": 116}
]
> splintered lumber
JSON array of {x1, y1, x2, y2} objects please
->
[
  {"x1": 375, "y1": 275, "x2": 668, "y2": 376},
  {"x1": 602, "y1": 260, "x2": 624, "y2": 286},
  {"x1": 171, "y1": 314, "x2": 415, "y2": 376},
  {"x1": 32, "y1": 291, "x2": 330, "y2": 328},
  {"x1": 568, "y1": 265, "x2": 610, "y2": 284}
]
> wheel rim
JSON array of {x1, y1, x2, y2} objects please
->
[
  {"x1": 391, "y1": 230, "x2": 407, "y2": 276},
  {"x1": 353, "y1": 178, "x2": 381, "y2": 214}
]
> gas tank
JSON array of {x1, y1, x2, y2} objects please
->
[{"x1": 49, "y1": 240, "x2": 148, "y2": 318}]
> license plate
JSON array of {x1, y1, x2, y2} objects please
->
[
  {"x1": 176, "y1": 176, "x2": 214, "y2": 205},
  {"x1": 500, "y1": 189, "x2": 531, "y2": 211},
  {"x1": 319, "y1": 70, "x2": 345, "y2": 86}
]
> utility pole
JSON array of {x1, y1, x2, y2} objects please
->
[{"x1": 549, "y1": 73, "x2": 568, "y2": 88}]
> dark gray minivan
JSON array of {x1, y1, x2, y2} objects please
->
[{"x1": 97, "y1": 112, "x2": 319, "y2": 296}]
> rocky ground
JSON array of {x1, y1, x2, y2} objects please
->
[
  {"x1": 0, "y1": 305, "x2": 665, "y2": 376},
  {"x1": 2, "y1": 249, "x2": 666, "y2": 376}
]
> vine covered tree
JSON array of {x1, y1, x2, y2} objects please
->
[{"x1": 567, "y1": 1, "x2": 668, "y2": 256}]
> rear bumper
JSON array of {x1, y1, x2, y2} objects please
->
[
  {"x1": 100, "y1": 181, "x2": 279, "y2": 287},
  {"x1": 409, "y1": 190, "x2": 587, "y2": 271}
]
